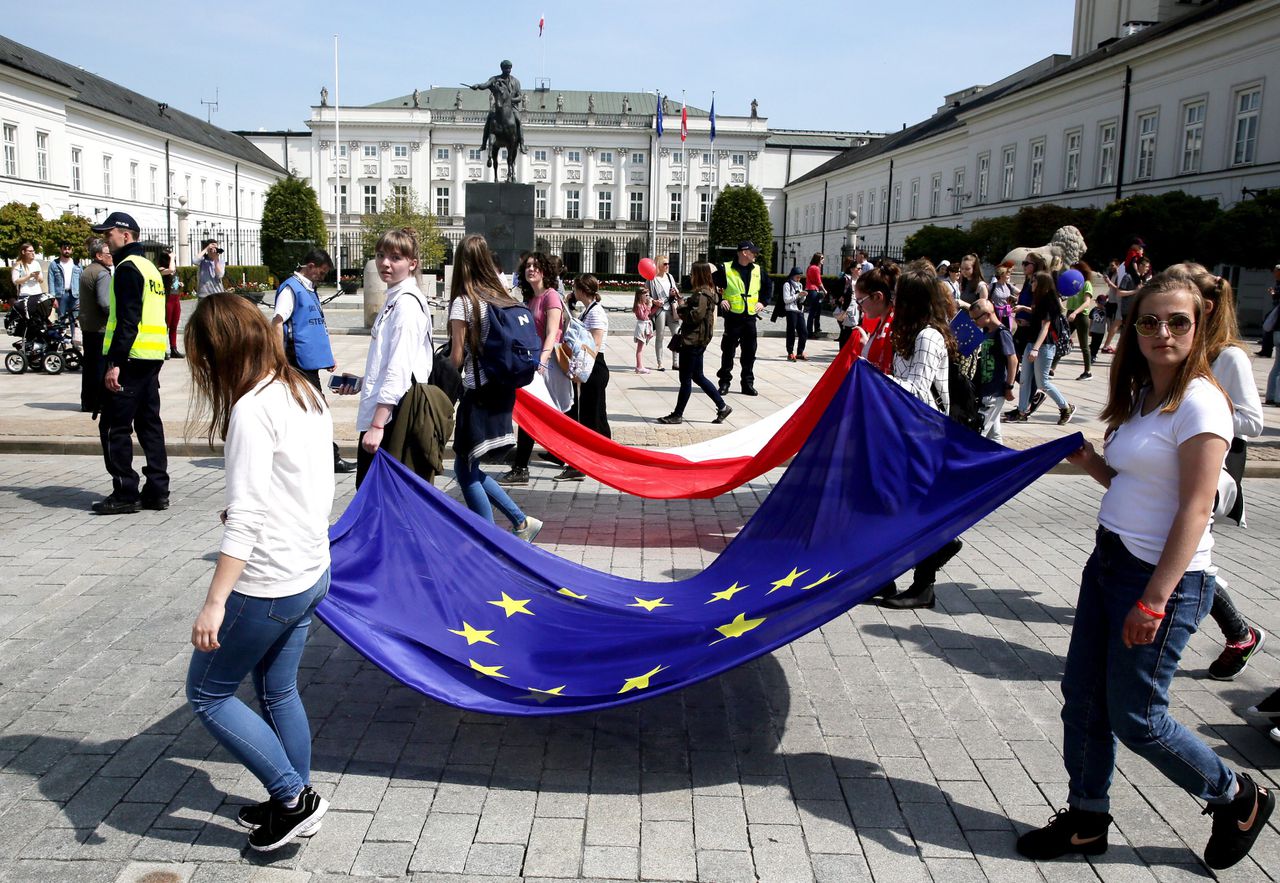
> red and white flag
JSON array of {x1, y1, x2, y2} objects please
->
[
  {"x1": 538, "y1": 14, "x2": 544, "y2": 36},
  {"x1": 680, "y1": 102, "x2": 688, "y2": 142}
]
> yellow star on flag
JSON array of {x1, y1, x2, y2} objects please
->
[
  {"x1": 447, "y1": 622, "x2": 497, "y2": 646},
  {"x1": 468, "y1": 659, "x2": 509, "y2": 679},
  {"x1": 619, "y1": 664, "x2": 667, "y2": 693},
  {"x1": 629, "y1": 597, "x2": 672, "y2": 612},
  {"x1": 767, "y1": 567, "x2": 810, "y2": 594},
  {"x1": 799, "y1": 571, "x2": 842, "y2": 591},
  {"x1": 557, "y1": 587, "x2": 588, "y2": 600},
  {"x1": 707, "y1": 581, "x2": 748, "y2": 603},
  {"x1": 521, "y1": 685, "x2": 567, "y2": 703},
  {"x1": 487, "y1": 592, "x2": 534, "y2": 617},
  {"x1": 713, "y1": 612, "x2": 766, "y2": 642}
]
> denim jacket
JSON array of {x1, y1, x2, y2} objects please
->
[{"x1": 48, "y1": 260, "x2": 82, "y2": 300}]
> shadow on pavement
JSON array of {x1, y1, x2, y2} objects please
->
[
  {"x1": 0, "y1": 484, "x2": 101, "y2": 510},
  {"x1": 861, "y1": 620, "x2": 1066, "y2": 682},
  {"x1": 23, "y1": 402, "x2": 83, "y2": 411}
]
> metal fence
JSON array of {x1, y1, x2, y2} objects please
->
[{"x1": 137, "y1": 227, "x2": 264, "y2": 267}]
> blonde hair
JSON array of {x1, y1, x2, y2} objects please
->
[{"x1": 448, "y1": 234, "x2": 518, "y2": 353}]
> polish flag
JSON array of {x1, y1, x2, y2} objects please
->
[
  {"x1": 538, "y1": 14, "x2": 544, "y2": 36},
  {"x1": 680, "y1": 102, "x2": 688, "y2": 142}
]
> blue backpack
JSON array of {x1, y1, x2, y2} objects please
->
[{"x1": 481, "y1": 302, "x2": 540, "y2": 389}]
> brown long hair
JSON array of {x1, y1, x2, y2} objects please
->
[
  {"x1": 892, "y1": 267, "x2": 958, "y2": 362},
  {"x1": 690, "y1": 261, "x2": 714, "y2": 295},
  {"x1": 1099, "y1": 272, "x2": 1224, "y2": 433},
  {"x1": 1163, "y1": 262, "x2": 1243, "y2": 363},
  {"x1": 184, "y1": 294, "x2": 322, "y2": 445},
  {"x1": 854, "y1": 263, "x2": 899, "y2": 301},
  {"x1": 449, "y1": 234, "x2": 519, "y2": 353}
]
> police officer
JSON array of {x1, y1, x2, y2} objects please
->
[
  {"x1": 271, "y1": 247, "x2": 355, "y2": 473},
  {"x1": 91, "y1": 212, "x2": 170, "y2": 515},
  {"x1": 714, "y1": 241, "x2": 772, "y2": 397}
]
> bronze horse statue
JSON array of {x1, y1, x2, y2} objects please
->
[{"x1": 487, "y1": 102, "x2": 520, "y2": 182}]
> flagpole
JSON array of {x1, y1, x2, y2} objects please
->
[
  {"x1": 678, "y1": 91, "x2": 686, "y2": 278},
  {"x1": 709, "y1": 90, "x2": 715, "y2": 262},
  {"x1": 650, "y1": 90, "x2": 660, "y2": 261},
  {"x1": 333, "y1": 34, "x2": 341, "y2": 279}
]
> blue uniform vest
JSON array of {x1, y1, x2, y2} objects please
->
[{"x1": 280, "y1": 276, "x2": 335, "y2": 370}]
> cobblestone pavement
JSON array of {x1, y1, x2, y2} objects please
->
[{"x1": 1, "y1": 450, "x2": 1279, "y2": 881}]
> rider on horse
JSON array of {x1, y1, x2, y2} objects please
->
[{"x1": 471, "y1": 60, "x2": 527, "y2": 155}]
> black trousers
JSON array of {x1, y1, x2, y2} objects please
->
[
  {"x1": 99, "y1": 359, "x2": 168, "y2": 502},
  {"x1": 674, "y1": 346, "x2": 726, "y2": 416},
  {"x1": 81, "y1": 331, "x2": 105, "y2": 413},
  {"x1": 571, "y1": 354, "x2": 611, "y2": 438},
  {"x1": 297, "y1": 367, "x2": 344, "y2": 467},
  {"x1": 717, "y1": 313, "x2": 758, "y2": 388}
]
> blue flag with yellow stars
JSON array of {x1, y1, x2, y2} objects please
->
[{"x1": 318, "y1": 361, "x2": 1081, "y2": 715}]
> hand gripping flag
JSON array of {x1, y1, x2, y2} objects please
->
[{"x1": 318, "y1": 361, "x2": 1082, "y2": 716}]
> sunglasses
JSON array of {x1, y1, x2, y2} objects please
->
[{"x1": 1134, "y1": 313, "x2": 1194, "y2": 337}]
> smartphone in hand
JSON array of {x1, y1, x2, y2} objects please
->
[{"x1": 328, "y1": 373, "x2": 362, "y2": 393}]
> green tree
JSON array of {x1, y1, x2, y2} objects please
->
[
  {"x1": 967, "y1": 215, "x2": 1018, "y2": 265},
  {"x1": 261, "y1": 177, "x2": 328, "y2": 280},
  {"x1": 0, "y1": 202, "x2": 47, "y2": 262},
  {"x1": 360, "y1": 188, "x2": 447, "y2": 269},
  {"x1": 902, "y1": 225, "x2": 973, "y2": 264},
  {"x1": 1204, "y1": 190, "x2": 1280, "y2": 268},
  {"x1": 1088, "y1": 191, "x2": 1223, "y2": 269},
  {"x1": 1011, "y1": 204, "x2": 1099, "y2": 251},
  {"x1": 709, "y1": 185, "x2": 774, "y2": 273},
  {"x1": 42, "y1": 213, "x2": 94, "y2": 259}
]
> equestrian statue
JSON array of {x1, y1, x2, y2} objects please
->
[{"x1": 466, "y1": 60, "x2": 527, "y2": 183}]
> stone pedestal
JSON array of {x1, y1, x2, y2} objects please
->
[
  {"x1": 465, "y1": 182, "x2": 535, "y2": 277},
  {"x1": 363, "y1": 259, "x2": 386, "y2": 327}
]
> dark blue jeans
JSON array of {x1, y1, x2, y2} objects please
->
[
  {"x1": 1061, "y1": 528, "x2": 1234, "y2": 813},
  {"x1": 785, "y1": 311, "x2": 807, "y2": 356},
  {"x1": 674, "y1": 345, "x2": 726, "y2": 417},
  {"x1": 187, "y1": 569, "x2": 329, "y2": 802},
  {"x1": 805, "y1": 291, "x2": 822, "y2": 335}
]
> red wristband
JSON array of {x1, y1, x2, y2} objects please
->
[{"x1": 1136, "y1": 600, "x2": 1166, "y2": 620}]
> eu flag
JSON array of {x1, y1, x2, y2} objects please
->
[
  {"x1": 319, "y1": 361, "x2": 1080, "y2": 715},
  {"x1": 655, "y1": 94, "x2": 663, "y2": 138}
]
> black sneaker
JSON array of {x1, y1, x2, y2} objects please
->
[
  {"x1": 713, "y1": 405, "x2": 733, "y2": 424},
  {"x1": 740, "y1": 385, "x2": 759, "y2": 396},
  {"x1": 140, "y1": 496, "x2": 170, "y2": 511},
  {"x1": 496, "y1": 467, "x2": 529, "y2": 487},
  {"x1": 247, "y1": 788, "x2": 329, "y2": 852},
  {"x1": 91, "y1": 495, "x2": 140, "y2": 515},
  {"x1": 1003, "y1": 410, "x2": 1029, "y2": 423},
  {"x1": 552, "y1": 467, "x2": 585, "y2": 482},
  {"x1": 1026, "y1": 390, "x2": 1047, "y2": 416},
  {"x1": 1057, "y1": 404, "x2": 1076, "y2": 425},
  {"x1": 1203, "y1": 772, "x2": 1274, "y2": 870},
  {"x1": 1209, "y1": 627, "x2": 1266, "y2": 681},
  {"x1": 717, "y1": 381, "x2": 730, "y2": 395},
  {"x1": 1246, "y1": 684, "x2": 1280, "y2": 717},
  {"x1": 656, "y1": 413, "x2": 684, "y2": 425},
  {"x1": 1015, "y1": 807, "x2": 1112, "y2": 860},
  {"x1": 1077, "y1": 371, "x2": 1092, "y2": 380},
  {"x1": 237, "y1": 792, "x2": 322, "y2": 838}
]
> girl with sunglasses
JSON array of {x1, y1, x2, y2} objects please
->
[{"x1": 1017, "y1": 272, "x2": 1272, "y2": 870}]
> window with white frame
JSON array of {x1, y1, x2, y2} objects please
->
[
  {"x1": 599, "y1": 151, "x2": 613, "y2": 164},
  {"x1": 215, "y1": 182, "x2": 221, "y2": 214},
  {"x1": 71, "y1": 147, "x2": 82, "y2": 191},
  {"x1": 104, "y1": 156, "x2": 114, "y2": 197},
  {"x1": 338, "y1": 184, "x2": 348, "y2": 214},
  {"x1": 363, "y1": 144, "x2": 377, "y2": 158},
  {"x1": 129, "y1": 162, "x2": 138, "y2": 201},
  {"x1": 394, "y1": 144, "x2": 408, "y2": 158},
  {"x1": 435, "y1": 186, "x2": 450, "y2": 216},
  {"x1": 184, "y1": 174, "x2": 191, "y2": 202},
  {"x1": 199, "y1": 178, "x2": 206, "y2": 208},
  {"x1": 149, "y1": 166, "x2": 158, "y2": 203},
  {"x1": 1064, "y1": 130, "x2": 1081, "y2": 190},
  {"x1": 953, "y1": 168, "x2": 966, "y2": 212},
  {"x1": 35, "y1": 131, "x2": 49, "y2": 182},
  {"x1": 338, "y1": 144, "x2": 348, "y2": 157},
  {"x1": 1180, "y1": 101, "x2": 1205, "y2": 174},
  {"x1": 699, "y1": 191, "x2": 711, "y2": 223},
  {"x1": 702, "y1": 152, "x2": 713, "y2": 165},
  {"x1": 1029, "y1": 139, "x2": 1045, "y2": 196},
  {"x1": 879, "y1": 187, "x2": 888, "y2": 223},
  {"x1": 909, "y1": 180, "x2": 919, "y2": 220},
  {"x1": 1135, "y1": 111, "x2": 1157, "y2": 180},
  {"x1": 731, "y1": 153, "x2": 745, "y2": 166},
  {"x1": 565, "y1": 189, "x2": 581, "y2": 219},
  {"x1": 435, "y1": 146, "x2": 450, "y2": 161},
  {"x1": 977, "y1": 152, "x2": 990, "y2": 203},
  {"x1": 1232, "y1": 86, "x2": 1261, "y2": 165},
  {"x1": 672, "y1": 151, "x2": 683, "y2": 165},
  {"x1": 468, "y1": 148, "x2": 483, "y2": 162},
  {"x1": 533, "y1": 149, "x2": 548, "y2": 162},
  {"x1": 1098, "y1": 120, "x2": 1117, "y2": 186},
  {"x1": 856, "y1": 192, "x2": 863, "y2": 223},
  {"x1": 391, "y1": 184, "x2": 409, "y2": 209},
  {"x1": 930, "y1": 175, "x2": 941, "y2": 216},
  {"x1": 567, "y1": 150, "x2": 582, "y2": 164},
  {"x1": 629, "y1": 191, "x2": 644, "y2": 221},
  {"x1": 866, "y1": 191, "x2": 875, "y2": 226},
  {"x1": 363, "y1": 184, "x2": 378, "y2": 214},
  {"x1": 2, "y1": 123, "x2": 16, "y2": 176},
  {"x1": 631, "y1": 152, "x2": 645, "y2": 165},
  {"x1": 597, "y1": 190, "x2": 613, "y2": 220},
  {"x1": 669, "y1": 191, "x2": 682, "y2": 222},
  {"x1": 536, "y1": 188, "x2": 548, "y2": 219},
  {"x1": 892, "y1": 183, "x2": 902, "y2": 221},
  {"x1": 1001, "y1": 146, "x2": 1016, "y2": 200}
]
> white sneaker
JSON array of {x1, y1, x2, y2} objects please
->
[{"x1": 513, "y1": 516, "x2": 543, "y2": 543}]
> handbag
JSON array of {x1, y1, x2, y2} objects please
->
[{"x1": 553, "y1": 302, "x2": 598, "y2": 383}]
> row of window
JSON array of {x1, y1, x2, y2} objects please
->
[
  {"x1": 422, "y1": 146, "x2": 748, "y2": 166},
  {"x1": 794, "y1": 84, "x2": 1264, "y2": 234},
  {"x1": 2, "y1": 122, "x2": 50, "y2": 181}
]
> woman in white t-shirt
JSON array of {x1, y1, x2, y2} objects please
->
[
  {"x1": 552, "y1": 273, "x2": 611, "y2": 481},
  {"x1": 1019, "y1": 273, "x2": 1272, "y2": 870},
  {"x1": 183, "y1": 294, "x2": 334, "y2": 852},
  {"x1": 10, "y1": 241, "x2": 44, "y2": 299}
]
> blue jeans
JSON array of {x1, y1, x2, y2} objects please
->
[
  {"x1": 674, "y1": 345, "x2": 726, "y2": 417},
  {"x1": 785, "y1": 311, "x2": 807, "y2": 356},
  {"x1": 1061, "y1": 528, "x2": 1234, "y2": 813},
  {"x1": 455, "y1": 454, "x2": 526, "y2": 528},
  {"x1": 187, "y1": 568, "x2": 330, "y2": 802},
  {"x1": 1267, "y1": 332, "x2": 1280, "y2": 402},
  {"x1": 805, "y1": 291, "x2": 822, "y2": 335},
  {"x1": 1017, "y1": 342, "x2": 1068, "y2": 412}
]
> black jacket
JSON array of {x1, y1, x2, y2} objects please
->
[{"x1": 105, "y1": 242, "x2": 151, "y2": 366}]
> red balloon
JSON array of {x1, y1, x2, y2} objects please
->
[{"x1": 638, "y1": 257, "x2": 657, "y2": 280}]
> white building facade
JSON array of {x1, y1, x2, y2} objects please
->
[
  {"x1": 0, "y1": 36, "x2": 285, "y2": 266},
  {"x1": 783, "y1": 0, "x2": 1280, "y2": 294}
]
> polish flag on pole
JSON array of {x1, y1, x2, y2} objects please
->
[
  {"x1": 680, "y1": 101, "x2": 688, "y2": 142},
  {"x1": 538, "y1": 14, "x2": 544, "y2": 36}
]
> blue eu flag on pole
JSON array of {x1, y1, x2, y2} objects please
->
[
  {"x1": 710, "y1": 95, "x2": 716, "y2": 143},
  {"x1": 656, "y1": 94, "x2": 664, "y2": 138}
]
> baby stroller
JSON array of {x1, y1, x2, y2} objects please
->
[{"x1": 4, "y1": 294, "x2": 83, "y2": 374}]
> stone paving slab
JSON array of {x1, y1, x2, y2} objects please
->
[{"x1": 1, "y1": 450, "x2": 1279, "y2": 880}]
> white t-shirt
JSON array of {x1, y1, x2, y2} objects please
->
[
  {"x1": 358, "y1": 280, "x2": 433, "y2": 431},
  {"x1": 1099, "y1": 377, "x2": 1233, "y2": 569},
  {"x1": 581, "y1": 300, "x2": 608, "y2": 353},
  {"x1": 448, "y1": 294, "x2": 491, "y2": 389},
  {"x1": 1210, "y1": 346, "x2": 1264, "y2": 439},
  {"x1": 221, "y1": 379, "x2": 335, "y2": 598},
  {"x1": 11, "y1": 262, "x2": 43, "y2": 296}
]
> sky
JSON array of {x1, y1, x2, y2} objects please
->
[{"x1": 11, "y1": 1, "x2": 1075, "y2": 135}]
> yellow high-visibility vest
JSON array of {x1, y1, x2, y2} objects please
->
[
  {"x1": 104, "y1": 254, "x2": 168, "y2": 360},
  {"x1": 722, "y1": 263, "x2": 760, "y2": 315}
]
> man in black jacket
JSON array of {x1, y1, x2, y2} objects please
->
[
  {"x1": 91, "y1": 212, "x2": 170, "y2": 515},
  {"x1": 714, "y1": 242, "x2": 772, "y2": 396}
]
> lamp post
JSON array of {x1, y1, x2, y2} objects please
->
[{"x1": 840, "y1": 210, "x2": 860, "y2": 270}]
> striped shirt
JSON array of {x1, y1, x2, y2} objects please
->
[
  {"x1": 892, "y1": 326, "x2": 950, "y2": 414},
  {"x1": 448, "y1": 295, "x2": 491, "y2": 389}
]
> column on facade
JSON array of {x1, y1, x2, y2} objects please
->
[
  {"x1": 584, "y1": 147, "x2": 595, "y2": 220},
  {"x1": 550, "y1": 146, "x2": 562, "y2": 219},
  {"x1": 379, "y1": 140, "x2": 391, "y2": 211},
  {"x1": 453, "y1": 143, "x2": 465, "y2": 216}
]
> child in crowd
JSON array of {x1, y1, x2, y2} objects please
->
[
  {"x1": 632, "y1": 285, "x2": 654, "y2": 374},
  {"x1": 968, "y1": 299, "x2": 1018, "y2": 443}
]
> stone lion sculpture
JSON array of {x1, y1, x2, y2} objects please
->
[{"x1": 1002, "y1": 225, "x2": 1088, "y2": 282}]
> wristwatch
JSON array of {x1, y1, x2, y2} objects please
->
[{"x1": 1004, "y1": 383, "x2": 1015, "y2": 391}]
